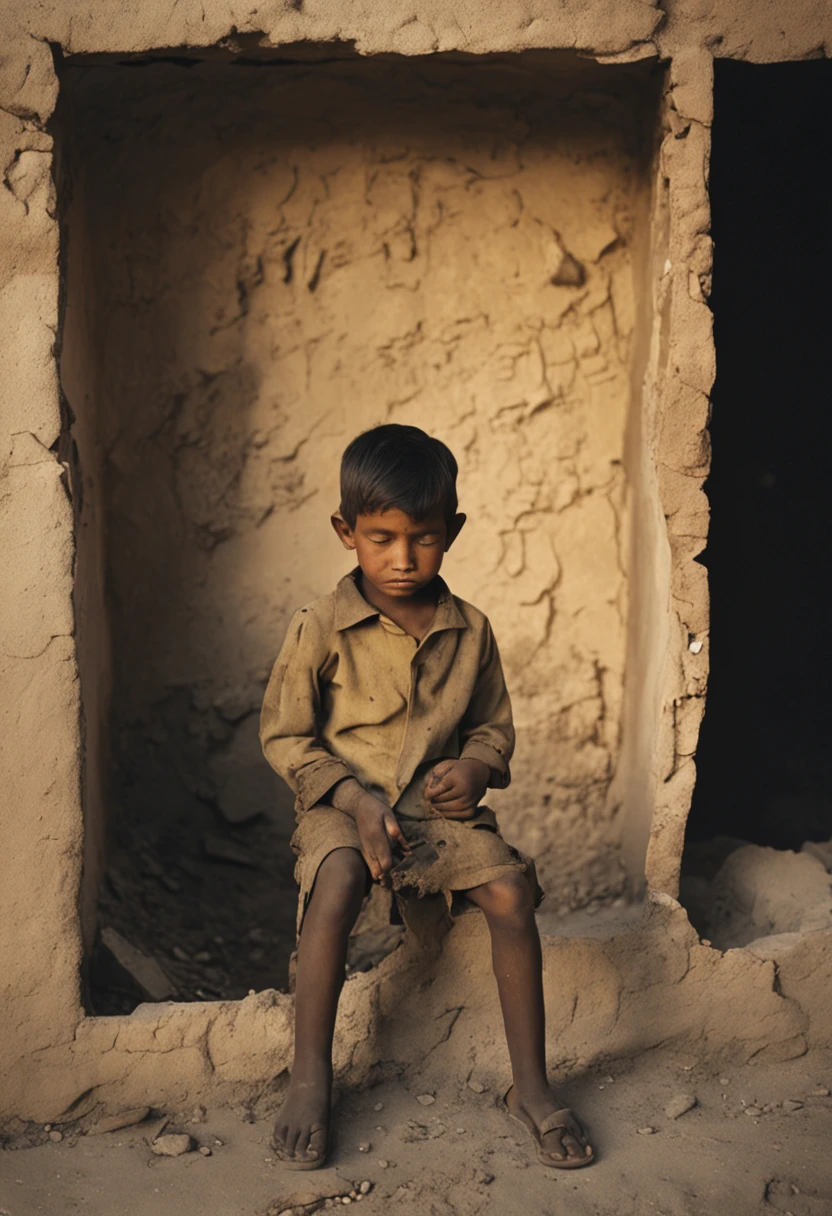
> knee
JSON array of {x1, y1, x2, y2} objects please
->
[
  {"x1": 314, "y1": 848, "x2": 368, "y2": 911},
  {"x1": 477, "y1": 872, "x2": 533, "y2": 925}
]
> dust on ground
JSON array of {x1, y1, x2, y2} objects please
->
[{"x1": 2, "y1": 1048, "x2": 830, "y2": 1216}]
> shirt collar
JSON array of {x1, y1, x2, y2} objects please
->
[{"x1": 334, "y1": 568, "x2": 468, "y2": 634}]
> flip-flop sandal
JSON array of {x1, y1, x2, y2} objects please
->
[
  {"x1": 272, "y1": 1122, "x2": 329, "y2": 1171},
  {"x1": 502, "y1": 1088, "x2": 595, "y2": 1169}
]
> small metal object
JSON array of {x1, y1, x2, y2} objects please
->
[{"x1": 391, "y1": 836, "x2": 440, "y2": 875}]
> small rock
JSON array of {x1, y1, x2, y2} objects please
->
[
  {"x1": 744, "y1": 1107, "x2": 762, "y2": 1117},
  {"x1": 473, "y1": 1169, "x2": 494, "y2": 1184},
  {"x1": 359, "y1": 1181, "x2": 372, "y2": 1195},
  {"x1": 43, "y1": 1124, "x2": 52, "y2": 1132},
  {"x1": 342, "y1": 1199, "x2": 352, "y2": 1206},
  {"x1": 214, "y1": 1139, "x2": 224, "y2": 1146},
  {"x1": 374, "y1": 1103, "x2": 384, "y2": 1112},
  {"x1": 637, "y1": 1127, "x2": 657, "y2": 1135},
  {"x1": 199, "y1": 1146, "x2": 212, "y2": 1156},
  {"x1": 377, "y1": 1160, "x2": 389, "y2": 1169},
  {"x1": 783, "y1": 1100, "x2": 803, "y2": 1112},
  {"x1": 358, "y1": 1141, "x2": 371, "y2": 1152},
  {"x1": 467, "y1": 1080, "x2": 486, "y2": 1094},
  {"x1": 194, "y1": 951, "x2": 212, "y2": 963},
  {"x1": 416, "y1": 1094, "x2": 435, "y2": 1106},
  {"x1": 49, "y1": 1130, "x2": 63, "y2": 1143},
  {"x1": 665, "y1": 1093, "x2": 697, "y2": 1120},
  {"x1": 151, "y1": 1133, "x2": 194, "y2": 1157},
  {"x1": 171, "y1": 946, "x2": 190, "y2": 962},
  {"x1": 808, "y1": 1088, "x2": 830, "y2": 1097},
  {"x1": 719, "y1": 1078, "x2": 730, "y2": 1086}
]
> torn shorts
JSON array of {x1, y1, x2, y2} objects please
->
[{"x1": 290, "y1": 803, "x2": 544, "y2": 949}]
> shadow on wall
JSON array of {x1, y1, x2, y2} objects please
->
[{"x1": 57, "y1": 51, "x2": 659, "y2": 1011}]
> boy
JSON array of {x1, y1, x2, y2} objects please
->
[{"x1": 260, "y1": 424, "x2": 594, "y2": 1171}]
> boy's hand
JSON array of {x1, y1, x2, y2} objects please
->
[
  {"x1": 330, "y1": 777, "x2": 410, "y2": 884},
  {"x1": 425, "y1": 758, "x2": 490, "y2": 819}
]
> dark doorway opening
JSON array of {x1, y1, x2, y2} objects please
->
[{"x1": 685, "y1": 60, "x2": 832, "y2": 868}]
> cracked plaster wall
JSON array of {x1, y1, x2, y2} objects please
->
[
  {"x1": 62, "y1": 53, "x2": 658, "y2": 925},
  {"x1": 3, "y1": 0, "x2": 832, "y2": 1124}
]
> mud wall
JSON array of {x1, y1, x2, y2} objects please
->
[{"x1": 62, "y1": 54, "x2": 658, "y2": 931}]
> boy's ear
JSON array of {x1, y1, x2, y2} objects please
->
[
  {"x1": 445, "y1": 512, "x2": 466, "y2": 551},
  {"x1": 331, "y1": 511, "x2": 357, "y2": 550}
]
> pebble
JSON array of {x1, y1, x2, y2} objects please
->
[
  {"x1": 720, "y1": 1078, "x2": 730, "y2": 1086},
  {"x1": 808, "y1": 1087, "x2": 830, "y2": 1097},
  {"x1": 377, "y1": 1160, "x2": 389, "y2": 1169},
  {"x1": 467, "y1": 1080, "x2": 486, "y2": 1094},
  {"x1": 783, "y1": 1100, "x2": 803, "y2": 1112},
  {"x1": 473, "y1": 1169, "x2": 494, "y2": 1185},
  {"x1": 49, "y1": 1131, "x2": 63, "y2": 1143},
  {"x1": 416, "y1": 1094, "x2": 435, "y2": 1106},
  {"x1": 214, "y1": 1139, "x2": 224, "y2": 1146},
  {"x1": 43, "y1": 1125, "x2": 52, "y2": 1132},
  {"x1": 744, "y1": 1107, "x2": 762, "y2": 1117},
  {"x1": 199, "y1": 1146, "x2": 212, "y2": 1156},
  {"x1": 637, "y1": 1127, "x2": 657, "y2": 1135},
  {"x1": 374, "y1": 1103, "x2": 384, "y2": 1112},
  {"x1": 358, "y1": 1142, "x2": 371, "y2": 1153},
  {"x1": 151, "y1": 1133, "x2": 194, "y2": 1157},
  {"x1": 359, "y1": 1181, "x2": 372, "y2": 1195},
  {"x1": 665, "y1": 1093, "x2": 697, "y2": 1120}
]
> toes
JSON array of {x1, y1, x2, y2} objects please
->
[
  {"x1": 560, "y1": 1132, "x2": 586, "y2": 1159},
  {"x1": 294, "y1": 1127, "x2": 311, "y2": 1159},
  {"x1": 307, "y1": 1126, "x2": 326, "y2": 1159},
  {"x1": 284, "y1": 1127, "x2": 302, "y2": 1160}
]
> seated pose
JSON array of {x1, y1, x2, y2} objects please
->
[{"x1": 260, "y1": 423, "x2": 594, "y2": 1171}]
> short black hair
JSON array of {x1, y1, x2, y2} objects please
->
[{"x1": 339, "y1": 424, "x2": 459, "y2": 528}]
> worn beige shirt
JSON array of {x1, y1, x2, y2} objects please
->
[{"x1": 260, "y1": 569, "x2": 514, "y2": 818}]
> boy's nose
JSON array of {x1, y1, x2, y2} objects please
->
[{"x1": 392, "y1": 543, "x2": 416, "y2": 571}]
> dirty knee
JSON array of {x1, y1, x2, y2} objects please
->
[
  {"x1": 314, "y1": 847, "x2": 368, "y2": 907},
  {"x1": 477, "y1": 872, "x2": 533, "y2": 923}
]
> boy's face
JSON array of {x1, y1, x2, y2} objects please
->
[{"x1": 332, "y1": 506, "x2": 465, "y2": 599}]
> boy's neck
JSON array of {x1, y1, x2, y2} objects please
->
[{"x1": 357, "y1": 571, "x2": 443, "y2": 640}]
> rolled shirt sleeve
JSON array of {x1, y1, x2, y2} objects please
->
[
  {"x1": 458, "y1": 620, "x2": 514, "y2": 789},
  {"x1": 260, "y1": 609, "x2": 354, "y2": 813}
]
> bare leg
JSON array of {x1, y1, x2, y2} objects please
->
[
  {"x1": 466, "y1": 872, "x2": 593, "y2": 1164},
  {"x1": 273, "y1": 847, "x2": 368, "y2": 1164}
]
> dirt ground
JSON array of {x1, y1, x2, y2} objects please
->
[{"x1": 2, "y1": 1046, "x2": 830, "y2": 1216}]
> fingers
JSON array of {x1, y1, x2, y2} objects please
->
[
  {"x1": 436, "y1": 803, "x2": 477, "y2": 819},
  {"x1": 383, "y1": 813, "x2": 411, "y2": 853},
  {"x1": 425, "y1": 760, "x2": 456, "y2": 795},
  {"x1": 427, "y1": 784, "x2": 462, "y2": 804},
  {"x1": 429, "y1": 759, "x2": 456, "y2": 781}
]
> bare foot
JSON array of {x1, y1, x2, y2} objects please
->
[
  {"x1": 272, "y1": 1063, "x2": 331, "y2": 1168},
  {"x1": 506, "y1": 1084, "x2": 594, "y2": 1166}
]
